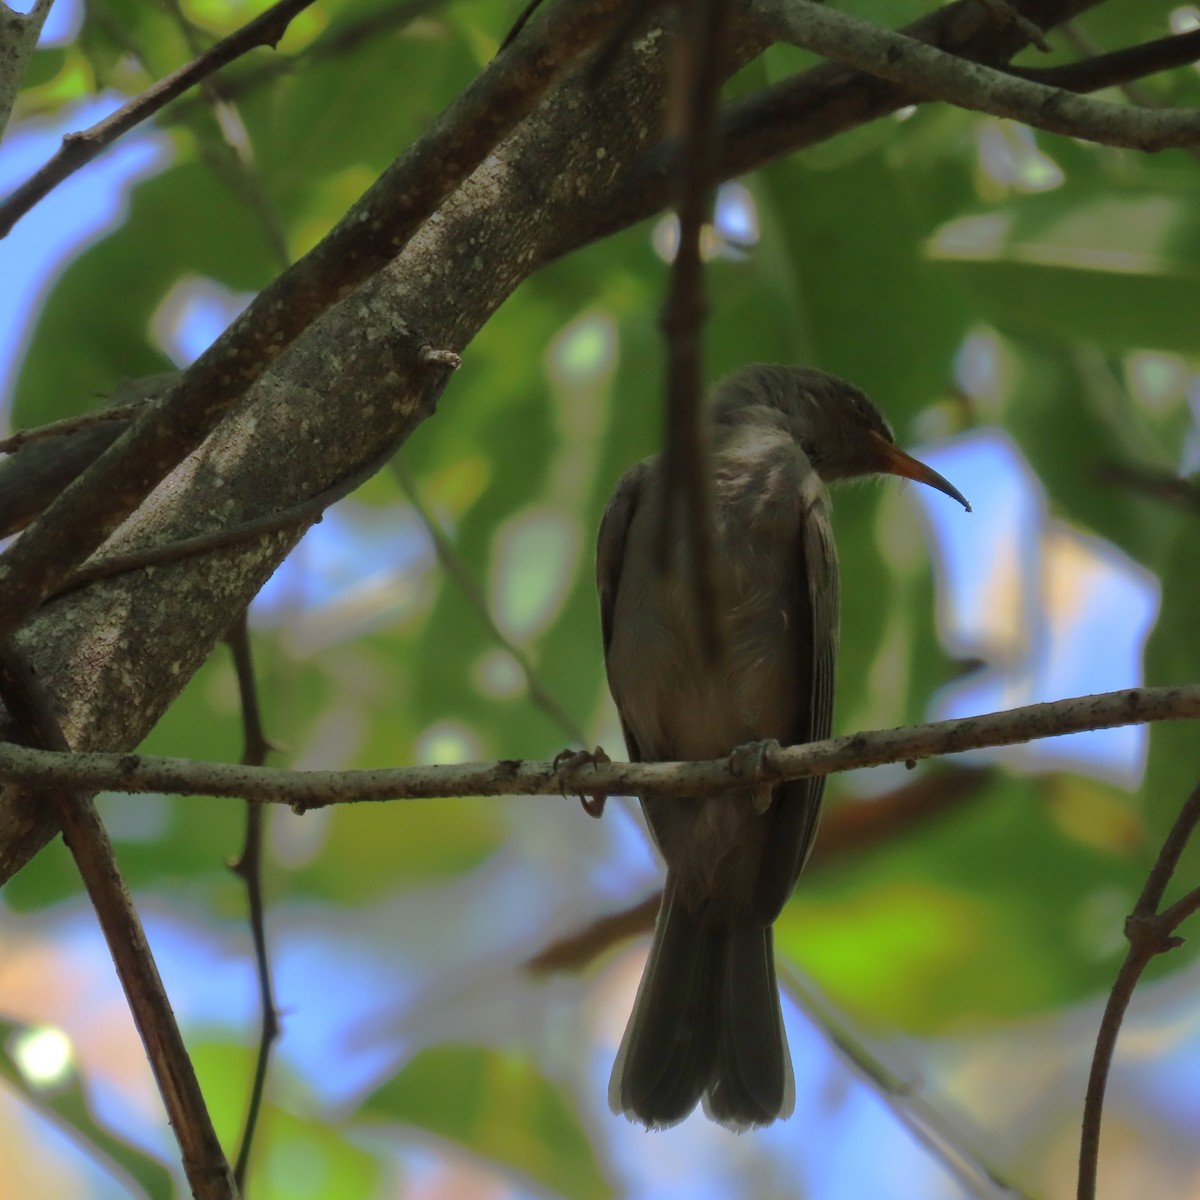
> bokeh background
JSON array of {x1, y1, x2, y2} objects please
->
[{"x1": 3, "y1": 0, "x2": 1200, "y2": 1196}]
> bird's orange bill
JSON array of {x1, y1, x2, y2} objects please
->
[{"x1": 869, "y1": 432, "x2": 971, "y2": 512}]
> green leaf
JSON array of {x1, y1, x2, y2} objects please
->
[
  {"x1": 289, "y1": 797, "x2": 504, "y2": 903},
  {"x1": 927, "y1": 185, "x2": 1200, "y2": 355},
  {"x1": 364, "y1": 1044, "x2": 610, "y2": 1200},
  {"x1": 754, "y1": 148, "x2": 972, "y2": 411},
  {"x1": 190, "y1": 1040, "x2": 383, "y2": 1200},
  {"x1": 783, "y1": 772, "x2": 1150, "y2": 1030}
]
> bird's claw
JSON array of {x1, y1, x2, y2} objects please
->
[
  {"x1": 730, "y1": 739, "x2": 783, "y2": 813},
  {"x1": 730, "y1": 738, "x2": 783, "y2": 783},
  {"x1": 553, "y1": 746, "x2": 611, "y2": 818}
]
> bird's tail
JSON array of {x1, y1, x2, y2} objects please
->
[
  {"x1": 609, "y1": 883, "x2": 794, "y2": 1130},
  {"x1": 705, "y1": 920, "x2": 795, "y2": 1129}
]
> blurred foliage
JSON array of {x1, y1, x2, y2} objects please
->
[
  {"x1": 3, "y1": 0, "x2": 1200, "y2": 1196},
  {"x1": 0, "y1": 1017, "x2": 176, "y2": 1199},
  {"x1": 363, "y1": 1045, "x2": 610, "y2": 1200}
]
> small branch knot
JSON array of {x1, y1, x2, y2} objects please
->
[
  {"x1": 418, "y1": 345, "x2": 462, "y2": 369},
  {"x1": 1124, "y1": 910, "x2": 1186, "y2": 958}
]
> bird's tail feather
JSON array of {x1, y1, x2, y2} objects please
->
[
  {"x1": 705, "y1": 924, "x2": 794, "y2": 1129},
  {"x1": 609, "y1": 883, "x2": 793, "y2": 1131},
  {"x1": 609, "y1": 886, "x2": 720, "y2": 1128}
]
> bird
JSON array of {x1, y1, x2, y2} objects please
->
[{"x1": 596, "y1": 363, "x2": 969, "y2": 1131}]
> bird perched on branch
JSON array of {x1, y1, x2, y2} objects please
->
[{"x1": 597, "y1": 363, "x2": 969, "y2": 1130}]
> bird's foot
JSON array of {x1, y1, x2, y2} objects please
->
[
  {"x1": 730, "y1": 739, "x2": 783, "y2": 812},
  {"x1": 553, "y1": 746, "x2": 612, "y2": 818}
]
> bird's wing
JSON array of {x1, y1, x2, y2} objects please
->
[
  {"x1": 596, "y1": 461, "x2": 650, "y2": 763},
  {"x1": 754, "y1": 477, "x2": 839, "y2": 923}
]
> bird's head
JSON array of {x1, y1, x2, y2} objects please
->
[{"x1": 712, "y1": 363, "x2": 971, "y2": 511}]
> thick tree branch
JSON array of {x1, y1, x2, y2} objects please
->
[
  {"x1": 753, "y1": 0, "x2": 1200, "y2": 151},
  {"x1": 0, "y1": 0, "x2": 52, "y2": 138},
  {"x1": 0, "y1": 685, "x2": 1195, "y2": 806},
  {"x1": 0, "y1": 0, "x2": 631, "y2": 646},
  {"x1": 47, "y1": 435, "x2": 403, "y2": 599}
]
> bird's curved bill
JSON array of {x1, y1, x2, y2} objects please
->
[{"x1": 869, "y1": 432, "x2": 971, "y2": 512}]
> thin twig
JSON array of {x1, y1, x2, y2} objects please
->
[
  {"x1": 1078, "y1": 777, "x2": 1200, "y2": 1199},
  {"x1": 498, "y1": 0, "x2": 549, "y2": 52},
  {"x1": 0, "y1": 0, "x2": 320, "y2": 239},
  {"x1": 391, "y1": 458, "x2": 587, "y2": 745},
  {"x1": 0, "y1": 643, "x2": 236, "y2": 1199},
  {"x1": 48, "y1": 440, "x2": 403, "y2": 600},
  {"x1": 0, "y1": 684, "x2": 1195, "y2": 806},
  {"x1": 1054, "y1": 19, "x2": 1200, "y2": 166},
  {"x1": 1096, "y1": 461, "x2": 1200, "y2": 515},
  {"x1": 526, "y1": 893, "x2": 660, "y2": 972},
  {"x1": 0, "y1": 404, "x2": 143, "y2": 456},
  {"x1": 657, "y1": 0, "x2": 730, "y2": 659},
  {"x1": 1009, "y1": 26, "x2": 1200, "y2": 93},
  {"x1": 753, "y1": 0, "x2": 1200, "y2": 151},
  {"x1": 50, "y1": 506, "x2": 293, "y2": 595},
  {"x1": 226, "y1": 618, "x2": 280, "y2": 1193}
]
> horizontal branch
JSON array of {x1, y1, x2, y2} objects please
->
[
  {"x1": 0, "y1": 685, "x2": 1196, "y2": 806},
  {"x1": 754, "y1": 0, "x2": 1200, "y2": 151}
]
